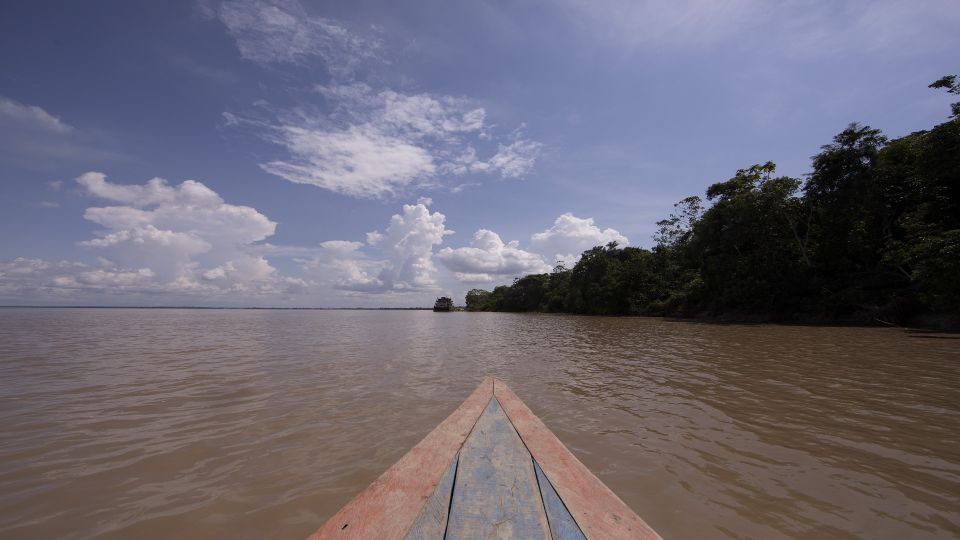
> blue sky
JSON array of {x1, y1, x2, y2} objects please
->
[{"x1": 1, "y1": 0, "x2": 957, "y2": 307}]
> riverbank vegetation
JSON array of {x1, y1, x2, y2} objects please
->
[{"x1": 465, "y1": 76, "x2": 960, "y2": 326}]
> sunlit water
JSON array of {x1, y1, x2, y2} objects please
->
[{"x1": 0, "y1": 308, "x2": 958, "y2": 539}]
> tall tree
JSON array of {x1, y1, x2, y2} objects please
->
[{"x1": 690, "y1": 162, "x2": 809, "y2": 314}]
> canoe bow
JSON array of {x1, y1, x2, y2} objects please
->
[{"x1": 308, "y1": 377, "x2": 661, "y2": 539}]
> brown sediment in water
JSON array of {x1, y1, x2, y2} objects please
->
[{"x1": 0, "y1": 308, "x2": 957, "y2": 539}]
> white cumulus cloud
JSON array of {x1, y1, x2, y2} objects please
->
[
  {"x1": 293, "y1": 240, "x2": 384, "y2": 292},
  {"x1": 76, "y1": 172, "x2": 280, "y2": 290},
  {"x1": 437, "y1": 229, "x2": 550, "y2": 282},
  {"x1": 303, "y1": 200, "x2": 453, "y2": 293},
  {"x1": 360, "y1": 200, "x2": 453, "y2": 291},
  {"x1": 0, "y1": 172, "x2": 310, "y2": 302},
  {"x1": 0, "y1": 258, "x2": 89, "y2": 299},
  {"x1": 530, "y1": 213, "x2": 629, "y2": 265}
]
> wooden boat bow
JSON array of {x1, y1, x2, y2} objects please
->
[{"x1": 308, "y1": 377, "x2": 661, "y2": 539}]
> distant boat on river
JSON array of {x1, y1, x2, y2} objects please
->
[
  {"x1": 432, "y1": 297, "x2": 454, "y2": 312},
  {"x1": 308, "y1": 377, "x2": 660, "y2": 539}
]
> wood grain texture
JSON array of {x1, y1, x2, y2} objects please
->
[
  {"x1": 308, "y1": 377, "x2": 493, "y2": 540},
  {"x1": 404, "y1": 453, "x2": 459, "y2": 540},
  {"x1": 534, "y1": 461, "x2": 587, "y2": 540},
  {"x1": 493, "y1": 378, "x2": 662, "y2": 540},
  {"x1": 445, "y1": 398, "x2": 551, "y2": 540}
]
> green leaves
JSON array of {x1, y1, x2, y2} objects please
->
[
  {"x1": 929, "y1": 74, "x2": 960, "y2": 118},
  {"x1": 466, "y1": 76, "x2": 960, "y2": 323}
]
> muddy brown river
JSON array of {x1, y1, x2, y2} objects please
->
[{"x1": 0, "y1": 308, "x2": 957, "y2": 539}]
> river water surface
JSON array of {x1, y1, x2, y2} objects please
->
[{"x1": 0, "y1": 308, "x2": 958, "y2": 539}]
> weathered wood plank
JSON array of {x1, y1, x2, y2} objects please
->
[
  {"x1": 534, "y1": 460, "x2": 587, "y2": 540},
  {"x1": 493, "y1": 378, "x2": 662, "y2": 540},
  {"x1": 404, "y1": 452, "x2": 458, "y2": 540},
  {"x1": 445, "y1": 398, "x2": 551, "y2": 539},
  {"x1": 308, "y1": 377, "x2": 493, "y2": 540}
]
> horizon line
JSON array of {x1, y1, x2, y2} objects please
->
[{"x1": 0, "y1": 305, "x2": 441, "y2": 310}]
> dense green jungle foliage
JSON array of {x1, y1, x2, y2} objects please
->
[{"x1": 465, "y1": 77, "x2": 960, "y2": 324}]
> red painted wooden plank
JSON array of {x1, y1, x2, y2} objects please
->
[
  {"x1": 405, "y1": 452, "x2": 459, "y2": 539},
  {"x1": 308, "y1": 377, "x2": 494, "y2": 539},
  {"x1": 493, "y1": 378, "x2": 662, "y2": 540},
  {"x1": 534, "y1": 460, "x2": 586, "y2": 540}
]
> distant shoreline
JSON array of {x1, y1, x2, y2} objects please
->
[
  {"x1": 0, "y1": 305, "x2": 434, "y2": 311},
  {"x1": 2, "y1": 305, "x2": 955, "y2": 332}
]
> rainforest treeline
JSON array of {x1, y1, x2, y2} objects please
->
[{"x1": 464, "y1": 76, "x2": 960, "y2": 325}]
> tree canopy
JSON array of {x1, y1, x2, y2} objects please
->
[{"x1": 465, "y1": 76, "x2": 960, "y2": 325}]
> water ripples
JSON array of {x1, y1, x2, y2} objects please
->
[{"x1": 0, "y1": 309, "x2": 958, "y2": 539}]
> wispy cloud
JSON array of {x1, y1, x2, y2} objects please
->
[
  {"x1": 559, "y1": 0, "x2": 960, "y2": 57},
  {"x1": 775, "y1": 0, "x2": 960, "y2": 57},
  {"x1": 213, "y1": 0, "x2": 542, "y2": 198},
  {"x1": 213, "y1": 0, "x2": 380, "y2": 76},
  {"x1": 261, "y1": 123, "x2": 437, "y2": 198},
  {"x1": 0, "y1": 97, "x2": 73, "y2": 134},
  {"x1": 255, "y1": 83, "x2": 540, "y2": 198},
  {"x1": 168, "y1": 52, "x2": 239, "y2": 85},
  {"x1": 559, "y1": 0, "x2": 765, "y2": 51},
  {"x1": 0, "y1": 97, "x2": 123, "y2": 168},
  {"x1": 487, "y1": 136, "x2": 543, "y2": 179}
]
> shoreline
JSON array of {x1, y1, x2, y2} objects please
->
[
  {"x1": 4, "y1": 305, "x2": 955, "y2": 332},
  {"x1": 467, "y1": 310, "x2": 960, "y2": 333}
]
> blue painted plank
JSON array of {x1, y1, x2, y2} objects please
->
[
  {"x1": 445, "y1": 398, "x2": 550, "y2": 539},
  {"x1": 534, "y1": 460, "x2": 587, "y2": 540},
  {"x1": 405, "y1": 453, "x2": 459, "y2": 539}
]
